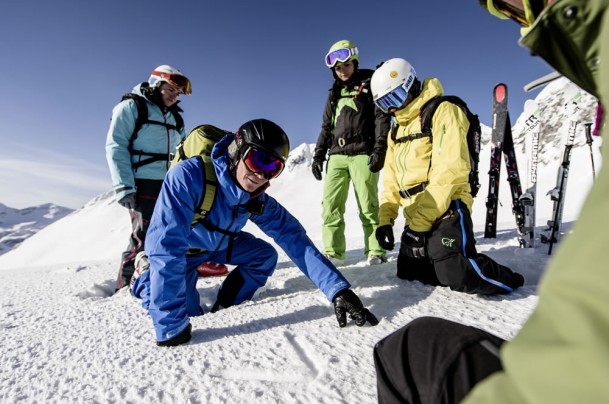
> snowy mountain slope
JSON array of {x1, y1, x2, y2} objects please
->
[
  {"x1": 0, "y1": 79, "x2": 602, "y2": 403},
  {"x1": 0, "y1": 202, "x2": 73, "y2": 255}
]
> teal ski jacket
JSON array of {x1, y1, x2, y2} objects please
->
[{"x1": 105, "y1": 83, "x2": 186, "y2": 202}]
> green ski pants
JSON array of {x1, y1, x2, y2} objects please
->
[{"x1": 321, "y1": 154, "x2": 385, "y2": 259}]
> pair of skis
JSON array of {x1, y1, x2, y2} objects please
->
[
  {"x1": 484, "y1": 84, "x2": 527, "y2": 246},
  {"x1": 485, "y1": 82, "x2": 596, "y2": 251}
]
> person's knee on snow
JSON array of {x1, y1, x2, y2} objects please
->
[{"x1": 212, "y1": 239, "x2": 278, "y2": 312}]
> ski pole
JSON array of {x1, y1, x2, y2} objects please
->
[{"x1": 584, "y1": 123, "x2": 596, "y2": 179}]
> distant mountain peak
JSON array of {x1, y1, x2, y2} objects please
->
[
  {"x1": 0, "y1": 203, "x2": 73, "y2": 256},
  {"x1": 285, "y1": 142, "x2": 314, "y2": 172}
]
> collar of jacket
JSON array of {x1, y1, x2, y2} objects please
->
[{"x1": 393, "y1": 78, "x2": 444, "y2": 127}]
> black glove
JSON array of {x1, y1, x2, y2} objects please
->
[
  {"x1": 157, "y1": 323, "x2": 192, "y2": 347},
  {"x1": 332, "y1": 289, "x2": 379, "y2": 327},
  {"x1": 312, "y1": 159, "x2": 323, "y2": 181},
  {"x1": 118, "y1": 193, "x2": 136, "y2": 210},
  {"x1": 400, "y1": 227, "x2": 427, "y2": 259},
  {"x1": 368, "y1": 149, "x2": 386, "y2": 173},
  {"x1": 375, "y1": 224, "x2": 395, "y2": 250}
]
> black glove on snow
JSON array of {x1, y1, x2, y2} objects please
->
[
  {"x1": 332, "y1": 289, "x2": 379, "y2": 328},
  {"x1": 368, "y1": 149, "x2": 386, "y2": 173},
  {"x1": 400, "y1": 227, "x2": 427, "y2": 259},
  {"x1": 312, "y1": 159, "x2": 323, "y2": 181},
  {"x1": 375, "y1": 224, "x2": 395, "y2": 250},
  {"x1": 157, "y1": 323, "x2": 192, "y2": 347}
]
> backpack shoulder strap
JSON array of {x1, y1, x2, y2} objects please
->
[
  {"x1": 170, "y1": 110, "x2": 184, "y2": 132},
  {"x1": 421, "y1": 95, "x2": 468, "y2": 132},
  {"x1": 194, "y1": 155, "x2": 218, "y2": 222},
  {"x1": 391, "y1": 96, "x2": 449, "y2": 144},
  {"x1": 420, "y1": 96, "x2": 444, "y2": 133},
  {"x1": 121, "y1": 93, "x2": 148, "y2": 149},
  {"x1": 187, "y1": 155, "x2": 239, "y2": 258}
]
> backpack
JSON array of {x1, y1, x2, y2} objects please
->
[
  {"x1": 169, "y1": 124, "x2": 231, "y2": 225},
  {"x1": 121, "y1": 93, "x2": 185, "y2": 169},
  {"x1": 391, "y1": 95, "x2": 482, "y2": 197}
]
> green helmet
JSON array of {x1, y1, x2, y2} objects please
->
[{"x1": 325, "y1": 40, "x2": 359, "y2": 68}]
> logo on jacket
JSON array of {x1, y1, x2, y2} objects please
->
[{"x1": 441, "y1": 238, "x2": 455, "y2": 248}]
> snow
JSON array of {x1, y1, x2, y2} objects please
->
[
  {"x1": 0, "y1": 203, "x2": 73, "y2": 255},
  {"x1": 0, "y1": 79, "x2": 602, "y2": 403}
]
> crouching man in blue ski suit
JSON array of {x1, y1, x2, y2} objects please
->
[{"x1": 131, "y1": 119, "x2": 379, "y2": 346}]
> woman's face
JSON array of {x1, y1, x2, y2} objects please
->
[
  {"x1": 334, "y1": 60, "x2": 355, "y2": 82},
  {"x1": 159, "y1": 83, "x2": 181, "y2": 107}
]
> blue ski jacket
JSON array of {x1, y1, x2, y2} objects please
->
[
  {"x1": 105, "y1": 83, "x2": 186, "y2": 202},
  {"x1": 143, "y1": 134, "x2": 351, "y2": 341}
]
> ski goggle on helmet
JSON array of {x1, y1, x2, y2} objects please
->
[
  {"x1": 371, "y1": 58, "x2": 417, "y2": 113},
  {"x1": 325, "y1": 40, "x2": 359, "y2": 68},
  {"x1": 241, "y1": 147, "x2": 285, "y2": 179},
  {"x1": 232, "y1": 119, "x2": 290, "y2": 180},
  {"x1": 149, "y1": 65, "x2": 192, "y2": 95},
  {"x1": 479, "y1": 0, "x2": 548, "y2": 28}
]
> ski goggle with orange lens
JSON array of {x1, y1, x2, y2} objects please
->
[
  {"x1": 479, "y1": 0, "x2": 546, "y2": 28},
  {"x1": 151, "y1": 70, "x2": 192, "y2": 95},
  {"x1": 325, "y1": 47, "x2": 358, "y2": 68},
  {"x1": 242, "y1": 147, "x2": 285, "y2": 179}
]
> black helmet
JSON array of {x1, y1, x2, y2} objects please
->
[{"x1": 228, "y1": 119, "x2": 290, "y2": 170}]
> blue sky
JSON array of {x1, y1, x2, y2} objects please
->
[{"x1": 0, "y1": 0, "x2": 551, "y2": 209}]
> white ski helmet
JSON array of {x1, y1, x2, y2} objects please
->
[
  {"x1": 148, "y1": 65, "x2": 192, "y2": 95},
  {"x1": 371, "y1": 58, "x2": 417, "y2": 113}
]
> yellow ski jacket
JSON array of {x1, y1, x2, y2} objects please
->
[{"x1": 379, "y1": 78, "x2": 473, "y2": 232}]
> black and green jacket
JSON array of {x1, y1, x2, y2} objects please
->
[{"x1": 314, "y1": 69, "x2": 390, "y2": 161}]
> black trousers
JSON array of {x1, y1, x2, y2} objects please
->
[
  {"x1": 374, "y1": 317, "x2": 505, "y2": 404},
  {"x1": 397, "y1": 200, "x2": 519, "y2": 295},
  {"x1": 116, "y1": 179, "x2": 163, "y2": 290}
]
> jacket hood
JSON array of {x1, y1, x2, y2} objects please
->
[{"x1": 394, "y1": 78, "x2": 443, "y2": 126}]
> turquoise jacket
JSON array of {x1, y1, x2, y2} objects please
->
[{"x1": 105, "y1": 83, "x2": 186, "y2": 202}]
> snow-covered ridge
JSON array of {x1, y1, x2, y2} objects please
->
[
  {"x1": 0, "y1": 202, "x2": 73, "y2": 255},
  {"x1": 512, "y1": 77, "x2": 598, "y2": 164}
]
